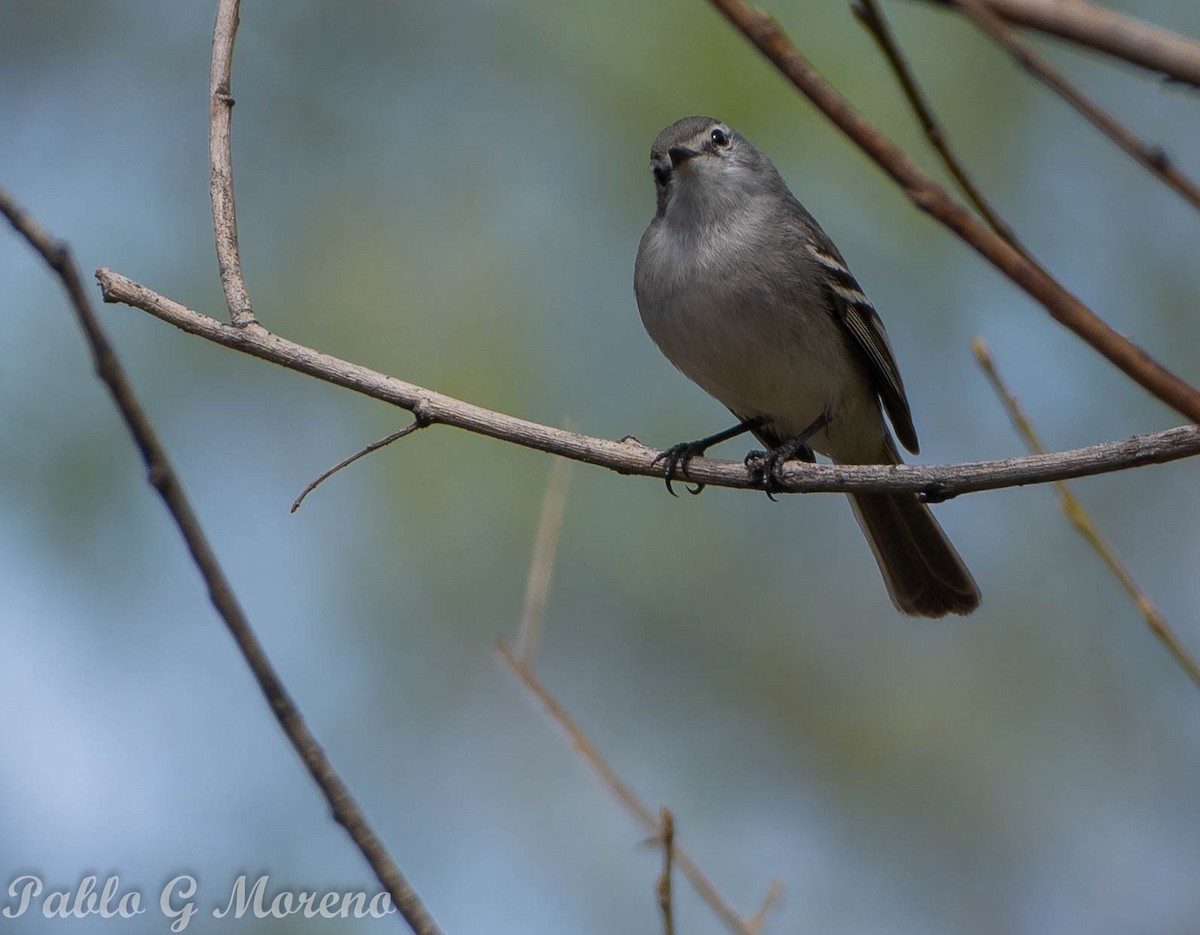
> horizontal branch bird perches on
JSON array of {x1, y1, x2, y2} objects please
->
[{"x1": 97, "y1": 267, "x2": 1200, "y2": 501}]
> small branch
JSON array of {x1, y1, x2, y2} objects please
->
[
  {"x1": 657, "y1": 808, "x2": 676, "y2": 935},
  {"x1": 973, "y1": 338, "x2": 1200, "y2": 691},
  {"x1": 291, "y1": 419, "x2": 427, "y2": 513},
  {"x1": 852, "y1": 0, "x2": 1030, "y2": 255},
  {"x1": 515, "y1": 459, "x2": 572, "y2": 666},
  {"x1": 496, "y1": 642, "x2": 777, "y2": 935},
  {"x1": 209, "y1": 0, "x2": 256, "y2": 326},
  {"x1": 703, "y1": 0, "x2": 1200, "y2": 425},
  {"x1": 1, "y1": 188, "x2": 443, "y2": 935},
  {"x1": 745, "y1": 879, "x2": 785, "y2": 935},
  {"x1": 904, "y1": 0, "x2": 1200, "y2": 89},
  {"x1": 97, "y1": 267, "x2": 1200, "y2": 498},
  {"x1": 505, "y1": 495, "x2": 780, "y2": 933},
  {"x1": 952, "y1": 0, "x2": 1200, "y2": 212}
]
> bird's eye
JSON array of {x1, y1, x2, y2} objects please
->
[{"x1": 710, "y1": 128, "x2": 730, "y2": 147}]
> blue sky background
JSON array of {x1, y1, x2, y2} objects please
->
[{"x1": 3, "y1": 2, "x2": 1200, "y2": 933}]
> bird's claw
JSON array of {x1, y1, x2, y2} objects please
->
[
  {"x1": 744, "y1": 439, "x2": 816, "y2": 501},
  {"x1": 744, "y1": 450, "x2": 785, "y2": 501},
  {"x1": 653, "y1": 441, "x2": 708, "y2": 496}
]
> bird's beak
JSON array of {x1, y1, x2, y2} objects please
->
[{"x1": 667, "y1": 145, "x2": 700, "y2": 168}]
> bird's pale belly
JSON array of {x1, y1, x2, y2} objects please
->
[{"x1": 642, "y1": 290, "x2": 883, "y2": 460}]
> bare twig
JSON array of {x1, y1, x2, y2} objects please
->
[
  {"x1": 852, "y1": 0, "x2": 1030, "y2": 255},
  {"x1": 703, "y1": 0, "x2": 1200, "y2": 424},
  {"x1": 973, "y1": 338, "x2": 1200, "y2": 691},
  {"x1": 209, "y1": 0, "x2": 256, "y2": 326},
  {"x1": 1, "y1": 188, "x2": 443, "y2": 935},
  {"x1": 657, "y1": 808, "x2": 676, "y2": 935},
  {"x1": 905, "y1": 0, "x2": 1200, "y2": 89},
  {"x1": 745, "y1": 880, "x2": 786, "y2": 935},
  {"x1": 505, "y1": 469, "x2": 775, "y2": 933},
  {"x1": 291, "y1": 419, "x2": 428, "y2": 513},
  {"x1": 496, "y1": 642, "x2": 779, "y2": 935},
  {"x1": 96, "y1": 267, "x2": 1200, "y2": 498},
  {"x1": 952, "y1": 0, "x2": 1200, "y2": 212},
  {"x1": 515, "y1": 459, "x2": 572, "y2": 666}
]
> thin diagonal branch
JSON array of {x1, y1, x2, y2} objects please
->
[
  {"x1": 703, "y1": 0, "x2": 1200, "y2": 425},
  {"x1": 657, "y1": 808, "x2": 676, "y2": 935},
  {"x1": 1, "y1": 188, "x2": 443, "y2": 935},
  {"x1": 515, "y1": 459, "x2": 572, "y2": 666},
  {"x1": 95, "y1": 266, "x2": 1200, "y2": 498},
  {"x1": 905, "y1": 0, "x2": 1200, "y2": 89},
  {"x1": 504, "y1": 467, "x2": 778, "y2": 934},
  {"x1": 973, "y1": 338, "x2": 1200, "y2": 691},
  {"x1": 745, "y1": 880, "x2": 785, "y2": 935},
  {"x1": 852, "y1": 0, "x2": 1030, "y2": 256},
  {"x1": 497, "y1": 642, "x2": 779, "y2": 935},
  {"x1": 291, "y1": 419, "x2": 428, "y2": 513},
  {"x1": 210, "y1": 0, "x2": 256, "y2": 326},
  {"x1": 952, "y1": 0, "x2": 1200, "y2": 212}
]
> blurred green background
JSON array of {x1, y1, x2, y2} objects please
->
[{"x1": 3, "y1": 1, "x2": 1200, "y2": 932}]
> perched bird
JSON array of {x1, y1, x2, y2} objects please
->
[{"x1": 634, "y1": 116, "x2": 980, "y2": 617}]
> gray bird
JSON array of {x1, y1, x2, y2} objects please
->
[{"x1": 634, "y1": 115, "x2": 980, "y2": 617}]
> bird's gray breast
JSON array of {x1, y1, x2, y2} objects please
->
[{"x1": 634, "y1": 211, "x2": 850, "y2": 434}]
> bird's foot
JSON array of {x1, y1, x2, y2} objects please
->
[
  {"x1": 652, "y1": 440, "x2": 712, "y2": 496},
  {"x1": 745, "y1": 440, "x2": 816, "y2": 501},
  {"x1": 744, "y1": 411, "x2": 828, "y2": 501},
  {"x1": 652, "y1": 417, "x2": 767, "y2": 496}
]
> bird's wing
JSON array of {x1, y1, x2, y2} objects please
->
[{"x1": 801, "y1": 237, "x2": 920, "y2": 455}]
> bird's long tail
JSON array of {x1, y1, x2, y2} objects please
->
[{"x1": 842, "y1": 440, "x2": 981, "y2": 618}]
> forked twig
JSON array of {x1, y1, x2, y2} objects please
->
[
  {"x1": 703, "y1": 0, "x2": 1200, "y2": 424},
  {"x1": 973, "y1": 337, "x2": 1200, "y2": 691},
  {"x1": 497, "y1": 642, "x2": 781, "y2": 935},
  {"x1": 745, "y1": 880, "x2": 786, "y2": 935},
  {"x1": 953, "y1": 0, "x2": 1200, "y2": 212},
  {"x1": 507, "y1": 466, "x2": 779, "y2": 933},
  {"x1": 904, "y1": 0, "x2": 1200, "y2": 89},
  {"x1": 0, "y1": 187, "x2": 443, "y2": 935},
  {"x1": 852, "y1": 0, "x2": 1030, "y2": 256}
]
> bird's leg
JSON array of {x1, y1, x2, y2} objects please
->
[
  {"x1": 745, "y1": 410, "x2": 829, "y2": 501},
  {"x1": 653, "y1": 417, "x2": 766, "y2": 496}
]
